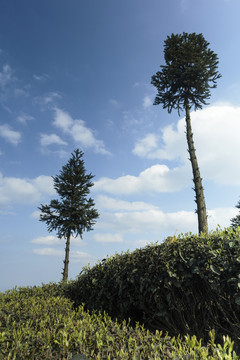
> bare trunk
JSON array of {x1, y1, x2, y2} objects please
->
[
  {"x1": 62, "y1": 231, "x2": 71, "y2": 281},
  {"x1": 185, "y1": 103, "x2": 208, "y2": 235}
]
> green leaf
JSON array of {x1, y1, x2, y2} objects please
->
[
  {"x1": 189, "y1": 258, "x2": 195, "y2": 267},
  {"x1": 227, "y1": 277, "x2": 237, "y2": 283},
  {"x1": 179, "y1": 250, "x2": 187, "y2": 263},
  {"x1": 210, "y1": 265, "x2": 221, "y2": 275}
]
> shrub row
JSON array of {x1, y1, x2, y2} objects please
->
[
  {"x1": 64, "y1": 227, "x2": 240, "y2": 351},
  {"x1": 0, "y1": 287, "x2": 239, "y2": 359}
]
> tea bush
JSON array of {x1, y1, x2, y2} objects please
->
[
  {"x1": 2, "y1": 281, "x2": 70, "y2": 301},
  {"x1": 65, "y1": 227, "x2": 240, "y2": 351},
  {"x1": 0, "y1": 286, "x2": 239, "y2": 359}
]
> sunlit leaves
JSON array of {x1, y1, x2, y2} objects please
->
[
  {"x1": 0, "y1": 286, "x2": 238, "y2": 359},
  {"x1": 66, "y1": 227, "x2": 240, "y2": 353}
]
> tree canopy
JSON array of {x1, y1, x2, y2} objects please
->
[
  {"x1": 151, "y1": 32, "x2": 221, "y2": 115},
  {"x1": 38, "y1": 149, "x2": 99, "y2": 280},
  {"x1": 231, "y1": 200, "x2": 240, "y2": 230},
  {"x1": 151, "y1": 33, "x2": 221, "y2": 234}
]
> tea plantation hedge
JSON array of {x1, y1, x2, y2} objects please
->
[
  {"x1": 0, "y1": 285, "x2": 239, "y2": 359},
  {"x1": 1, "y1": 227, "x2": 240, "y2": 358},
  {"x1": 65, "y1": 227, "x2": 240, "y2": 351}
]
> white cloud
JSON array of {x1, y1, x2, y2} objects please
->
[
  {"x1": 109, "y1": 99, "x2": 119, "y2": 106},
  {"x1": 71, "y1": 251, "x2": 93, "y2": 260},
  {"x1": 94, "y1": 233, "x2": 123, "y2": 243},
  {"x1": 17, "y1": 114, "x2": 34, "y2": 124},
  {"x1": 133, "y1": 124, "x2": 186, "y2": 162},
  {"x1": 33, "y1": 74, "x2": 49, "y2": 82},
  {"x1": 32, "y1": 247, "x2": 92, "y2": 262},
  {"x1": 53, "y1": 108, "x2": 110, "y2": 155},
  {"x1": 95, "y1": 174, "x2": 139, "y2": 195},
  {"x1": 0, "y1": 173, "x2": 54, "y2": 206},
  {"x1": 32, "y1": 175, "x2": 55, "y2": 195},
  {"x1": 96, "y1": 195, "x2": 158, "y2": 211},
  {"x1": 97, "y1": 209, "x2": 197, "y2": 235},
  {"x1": 53, "y1": 108, "x2": 73, "y2": 131},
  {"x1": 0, "y1": 175, "x2": 38, "y2": 205},
  {"x1": 94, "y1": 164, "x2": 190, "y2": 195},
  {"x1": 14, "y1": 88, "x2": 29, "y2": 97},
  {"x1": 0, "y1": 64, "x2": 14, "y2": 88},
  {"x1": 0, "y1": 124, "x2": 21, "y2": 145},
  {"x1": 34, "y1": 92, "x2": 61, "y2": 109},
  {"x1": 133, "y1": 133, "x2": 158, "y2": 157},
  {"x1": 93, "y1": 105, "x2": 240, "y2": 199},
  {"x1": 133, "y1": 239, "x2": 153, "y2": 248},
  {"x1": 133, "y1": 82, "x2": 140, "y2": 88},
  {"x1": 31, "y1": 210, "x2": 41, "y2": 219},
  {"x1": 31, "y1": 235, "x2": 84, "y2": 246},
  {"x1": 143, "y1": 95, "x2": 152, "y2": 108},
  {"x1": 40, "y1": 133, "x2": 67, "y2": 147},
  {"x1": 33, "y1": 248, "x2": 64, "y2": 256},
  {"x1": 189, "y1": 104, "x2": 240, "y2": 185},
  {"x1": 133, "y1": 104, "x2": 240, "y2": 186},
  {"x1": 96, "y1": 206, "x2": 237, "y2": 237},
  {"x1": 71, "y1": 120, "x2": 100, "y2": 148},
  {"x1": 32, "y1": 236, "x2": 61, "y2": 245},
  {"x1": 43, "y1": 92, "x2": 61, "y2": 104},
  {"x1": 207, "y1": 207, "x2": 238, "y2": 228}
]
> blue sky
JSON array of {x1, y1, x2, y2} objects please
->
[{"x1": 1, "y1": 0, "x2": 240, "y2": 291}]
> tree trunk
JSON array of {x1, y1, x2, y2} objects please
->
[
  {"x1": 62, "y1": 231, "x2": 71, "y2": 281},
  {"x1": 185, "y1": 103, "x2": 208, "y2": 235}
]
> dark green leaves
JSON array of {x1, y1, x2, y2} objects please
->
[
  {"x1": 38, "y1": 149, "x2": 99, "y2": 281},
  {"x1": 38, "y1": 149, "x2": 99, "y2": 240},
  {"x1": 209, "y1": 264, "x2": 221, "y2": 275},
  {"x1": 231, "y1": 199, "x2": 240, "y2": 230},
  {"x1": 2, "y1": 227, "x2": 240, "y2": 357},
  {"x1": 66, "y1": 227, "x2": 240, "y2": 351},
  {"x1": 2, "y1": 285, "x2": 237, "y2": 359},
  {"x1": 235, "y1": 297, "x2": 240, "y2": 306},
  {"x1": 151, "y1": 32, "x2": 221, "y2": 115}
]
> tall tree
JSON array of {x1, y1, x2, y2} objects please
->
[
  {"x1": 38, "y1": 149, "x2": 99, "y2": 281},
  {"x1": 151, "y1": 32, "x2": 221, "y2": 234},
  {"x1": 230, "y1": 200, "x2": 240, "y2": 230}
]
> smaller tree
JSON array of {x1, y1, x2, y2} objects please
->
[
  {"x1": 38, "y1": 149, "x2": 99, "y2": 281},
  {"x1": 231, "y1": 199, "x2": 240, "y2": 230}
]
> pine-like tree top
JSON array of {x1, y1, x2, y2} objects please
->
[
  {"x1": 38, "y1": 149, "x2": 99, "y2": 239},
  {"x1": 151, "y1": 32, "x2": 221, "y2": 114}
]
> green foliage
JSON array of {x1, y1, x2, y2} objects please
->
[
  {"x1": 151, "y1": 32, "x2": 221, "y2": 114},
  {"x1": 151, "y1": 32, "x2": 219, "y2": 235},
  {"x1": 66, "y1": 227, "x2": 240, "y2": 352},
  {"x1": 38, "y1": 149, "x2": 99, "y2": 281},
  {"x1": 0, "y1": 284, "x2": 239, "y2": 359},
  {"x1": 38, "y1": 149, "x2": 99, "y2": 240},
  {"x1": 231, "y1": 200, "x2": 240, "y2": 230},
  {"x1": 1, "y1": 281, "x2": 71, "y2": 300}
]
